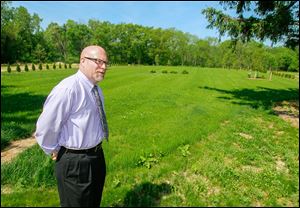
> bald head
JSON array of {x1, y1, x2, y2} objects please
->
[
  {"x1": 80, "y1": 45, "x2": 107, "y2": 60},
  {"x1": 79, "y1": 45, "x2": 108, "y2": 84}
]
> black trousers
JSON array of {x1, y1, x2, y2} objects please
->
[{"x1": 55, "y1": 147, "x2": 106, "y2": 207}]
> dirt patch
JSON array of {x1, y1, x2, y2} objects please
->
[
  {"x1": 221, "y1": 120, "x2": 230, "y2": 126},
  {"x1": 275, "y1": 131, "x2": 284, "y2": 136},
  {"x1": 240, "y1": 165, "x2": 263, "y2": 173},
  {"x1": 238, "y1": 132, "x2": 253, "y2": 139},
  {"x1": 1, "y1": 137, "x2": 36, "y2": 164},
  {"x1": 1, "y1": 185, "x2": 13, "y2": 194},
  {"x1": 276, "y1": 197, "x2": 295, "y2": 207},
  {"x1": 273, "y1": 100, "x2": 299, "y2": 128},
  {"x1": 275, "y1": 157, "x2": 289, "y2": 174}
]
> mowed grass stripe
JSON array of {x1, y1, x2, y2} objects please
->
[{"x1": 104, "y1": 68, "x2": 235, "y2": 170}]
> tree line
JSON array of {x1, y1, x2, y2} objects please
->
[{"x1": 1, "y1": 2, "x2": 299, "y2": 72}]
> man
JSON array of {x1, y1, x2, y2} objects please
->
[{"x1": 35, "y1": 45, "x2": 109, "y2": 207}]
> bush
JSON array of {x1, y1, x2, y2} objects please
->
[
  {"x1": 38, "y1": 63, "x2": 42, "y2": 70},
  {"x1": 24, "y1": 64, "x2": 29, "y2": 72},
  {"x1": 170, "y1": 71, "x2": 178, "y2": 74},
  {"x1": 182, "y1": 70, "x2": 189, "y2": 74},
  {"x1": 46, "y1": 64, "x2": 49, "y2": 70},
  {"x1": 162, "y1": 70, "x2": 168, "y2": 74},
  {"x1": 32, "y1": 64, "x2": 36, "y2": 71},
  {"x1": 53, "y1": 63, "x2": 56, "y2": 69},
  {"x1": 64, "y1": 63, "x2": 67, "y2": 69},
  {"x1": 69, "y1": 63, "x2": 72, "y2": 68},
  {"x1": 59, "y1": 63, "x2": 62, "y2": 69},
  {"x1": 150, "y1": 70, "x2": 156, "y2": 73},
  {"x1": 7, "y1": 64, "x2": 11, "y2": 73},
  {"x1": 16, "y1": 64, "x2": 21, "y2": 72}
]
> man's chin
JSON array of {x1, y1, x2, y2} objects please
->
[{"x1": 96, "y1": 76, "x2": 104, "y2": 82}]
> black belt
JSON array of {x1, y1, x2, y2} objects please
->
[{"x1": 62, "y1": 142, "x2": 102, "y2": 154}]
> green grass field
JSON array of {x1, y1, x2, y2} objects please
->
[{"x1": 1, "y1": 66, "x2": 299, "y2": 207}]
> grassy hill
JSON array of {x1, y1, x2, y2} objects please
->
[{"x1": 1, "y1": 66, "x2": 299, "y2": 206}]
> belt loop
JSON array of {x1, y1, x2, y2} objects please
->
[
  {"x1": 95, "y1": 145, "x2": 99, "y2": 152},
  {"x1": 95, "y1": 142, "x2": 102, "y2": 152},
  {"x1": 64, "y1": 147, "x2": 69, "y2": 154}
]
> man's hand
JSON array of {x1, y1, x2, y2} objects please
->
[{"x1": 51, "y1": 151, "x2": 58, "y2": 161}]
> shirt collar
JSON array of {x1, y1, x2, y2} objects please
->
[{"x1": 76, "y1": 70, "x2": 95, "y2": 91}]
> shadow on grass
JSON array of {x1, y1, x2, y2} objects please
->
[
  {"x1": 112, "y1": 182, "x2": 172, "y2": 207},
  {"x1": 199, "y1": 86, "x2": 299, "y2": 111},
  {"x1": 1, "y1": 85, "x2": 47, "y2": 150}
]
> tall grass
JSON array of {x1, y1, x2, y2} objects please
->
[{"x1": 1, "y1": 66, "x2": 299, "y2": 206}]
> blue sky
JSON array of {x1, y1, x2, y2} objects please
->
[
  {"x1": 11, "y1": 1, "x2": 277, "y2": 46},
  {"x1": 10, "y1": 1, "x2": 233, "y2": 39}
]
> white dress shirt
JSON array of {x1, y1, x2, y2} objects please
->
[{"x1": 35, "y1": 70, "x2": 107, "y2": 155}]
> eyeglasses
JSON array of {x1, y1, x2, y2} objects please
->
[{"x1": 85, "y1": 57, "x2": 109, "y2": 67}]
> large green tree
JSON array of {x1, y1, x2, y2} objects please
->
[
  {"x1": 44, "y1": 23, "x2": 68, "y2": 62},
  {"x1": 1, "y1": 2, "x2": 42, "y2": 63},
  {"x1": 66, "y1": 20, "x2": 91, "y2": 62},
  {"x1": 202, "y1": 1, "x2": 299, "y2": 49}
]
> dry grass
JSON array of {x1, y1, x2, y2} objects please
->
[{"x1": 273, "y1": 100, "x2": 299, "y2": 128}]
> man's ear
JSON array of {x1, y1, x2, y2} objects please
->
[{"x1": 80, "y1": 57, "x2": 85, "y2": 64}]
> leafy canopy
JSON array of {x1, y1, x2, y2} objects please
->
[{"x1": 202, "y1": 1, "x2": 299, "y2": 49}]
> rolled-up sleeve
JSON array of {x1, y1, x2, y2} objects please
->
[{"x1": 35, "y1": 86, "x2": 72, "y2": 155}]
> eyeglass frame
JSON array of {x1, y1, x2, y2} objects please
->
[{"x1": 84, "y1": 56, "x2": 109, "y2": 67}]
